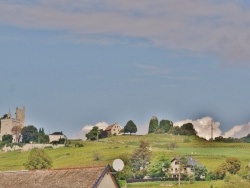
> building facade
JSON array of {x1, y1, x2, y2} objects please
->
[
  {"x1": 105, "y1": 123, "x2": 122, "y2": 136},
  {"x1": 49, "y1": 131, "x2": 66, "y2": 143},
  {"x1": 0, "y1": 107, "x2": 25, "y2": 142}
]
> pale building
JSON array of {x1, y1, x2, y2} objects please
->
[
  {"x1": 105, "y1": 123, "x2": 122, "y2": 136},
  {"x1": 0, "y1": 107, "x2": 25, "y2": 142},
  {"x1": 168, "y1": 156, "x2": 202, "y2": 178},
  {"x1": 49, "y1": 131, "x2": 66, "y2": 143}
]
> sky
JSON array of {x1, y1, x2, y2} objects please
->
[{"x1": 1, "y1": 0, "x2": 250, "y2": 139}]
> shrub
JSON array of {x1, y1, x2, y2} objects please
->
[{"x1": 24, "y1": 148, "x2": 52, "y2": 170}]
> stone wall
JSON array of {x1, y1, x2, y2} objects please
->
[{"x1": 1, "y1": 143, "x2": 64, "y2": 152}]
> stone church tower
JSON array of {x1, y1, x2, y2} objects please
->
[{"x1": 0, "y1": 106, "x2": 25, "y2": 142}]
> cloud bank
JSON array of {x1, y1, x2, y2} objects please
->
[
  {"x1": 223, "y1": 122, "x2": 250, "y2": 138},
  {"x1": 1, "y1": 0, "x2": 250, "y2": 64},
  {"x1": 174, "y1": 116, "x2": 222, "y2": 140}
]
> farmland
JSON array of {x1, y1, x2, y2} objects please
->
[{"x1": 0, "y1": 134, "x2": 250, "y2": 187}]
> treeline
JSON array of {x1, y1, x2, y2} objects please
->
[{"x1": 148, "y1": 116, "x2": 197, "y2": 136}]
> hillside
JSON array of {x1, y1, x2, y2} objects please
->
[{"x1": 0, "y1": 134, "x2": 250, "y2": 172}]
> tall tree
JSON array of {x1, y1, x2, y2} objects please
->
[
  {"x1": 124, "y1": 120, "x2": 137, "y2": 135},
  {"x1": 148, "y1": 116, "x2": 158, "y2": 133},
  {"x1": 38, "y1": 128, "x2": 49, "y2": 143},
  {"x1": 21, "y1": 125, "x2": 38, "y2": 143},
  {"x1": 159, "y1": 119, "x2": 173, "y2": 133},
  {"x1": 131, "y1": 140, "x2": 151, "y2": 171}
]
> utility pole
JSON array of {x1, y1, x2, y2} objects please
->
[{"x1": 211, "y1": 121, "x2": 214, "y2": 140}]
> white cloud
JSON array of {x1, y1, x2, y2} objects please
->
[
  {"x1": 73, "y1": 121, "x2": 109, "y2": 140},
  {"x1": 223, "y1": 123, "x2": 250, "y2": 138},
  {"x1": 1, "y1": 0, "x2": 250, "y2": 64},
  {"x1": 174, "y1": 116, "x2": 222, "y2": 140}
]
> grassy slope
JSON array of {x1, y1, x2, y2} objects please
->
[{"x1": 0, "y1": 134, "x2": 249, "y2": 172}]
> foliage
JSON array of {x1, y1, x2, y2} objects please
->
[
  {"x1": 194, "y1": 166, "x2": 208, "y2": 180},
  {"x1": 181, "y1": 123, "x2": 197, "y2": 136},
  {"x1": 214, "y1": 162, "x2": 228, "y2": 179},
  {"x1": 131, "y1": 140, "x2": 151, "y2": 171},
  {"x1": 124, "y1": 120, "x2": 138, "y2": 135},
  {"x1": 225, "y1": 157, "x2": 241, "y2": 174},
  {"x1": 21, "y1": 125, "x2": 38, "y2": 143},
  {"x1": 148, "y1": 116, "x2": 158, "y2": 134},
  {"x1": 38, "y1": 128, "x2": 49, "y2": 143},
  {"x1": 214, "y1": 157, "x2": 241, "y2": 179},
  {"x1": 24, "y1": 148, "x2": 52, "y2": 170},
  {"x1": 238, "y1": 164, "x2": 250, "y2": 180},
  {"x1": 85, "y1": 126, "x2": 105, "y2": 140},
  {"x1": 116, "y1": 154, "x2": 133, "y2": 180},
  {"x1": 159, "y1": 119, "x2": 173, "y2": 133},
  {"x1": 2, "y1": 134, "x2": 13, "y2": 143},
  {"x1": 223, "y1": 174, "x2": 250, "y2": 188},
  {"x1": 147, "y1": 155, "x2": 170, "y2": 177},
  {"x1": 169, "y1": 123, "x2": 197, "y2": 136}
]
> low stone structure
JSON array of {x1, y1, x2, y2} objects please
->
[{"x1": 1, "y1": 143, "x2": 64, "y2": 152}]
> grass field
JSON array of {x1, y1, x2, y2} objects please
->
[{"x1": 0, "y1": 134, "x2": 249, "y2": 187}]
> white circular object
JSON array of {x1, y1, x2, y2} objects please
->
[{"x1": 112, "y1": 159, "x2": 124, "y2": 172}]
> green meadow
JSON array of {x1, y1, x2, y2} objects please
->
[{"x1": 0, "y1": 134, "x2": 249, "y2": 187}]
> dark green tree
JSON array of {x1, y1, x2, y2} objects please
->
[
  {"x1": 21, "y1": 125, "x2": 38, "y2": 143},
  {"x1": 38, "y1": 128, "x2": 49, "y2": 143},
  {"x1": 148, "y1": 116, "x2": 158, "y2": 133},
  {"x1": 86, "y1": 126, "x2": 104, "y2": 141},
  {"x1": 159, "y1": 119, "x2": 173, "y2": 133},
  {"x1": 124, "y1": 120, "x2": 137, "y2": 135},
  {"x1": 24, "y1": 148, "x2": 52, "y2": 170},
  {"x1": 181, "y1": 123, "x2": 197, "y2": 136},
  {"x1": 2, "y1": 134, "x2": 13, "y2": 143}
]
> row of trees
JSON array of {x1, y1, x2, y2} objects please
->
[
  {"x1": 148, "y1": 116, "x2": 197, "y2": 136},
  {"x1": 1, "y1": 125, "x2": 49, "y2": 144}
]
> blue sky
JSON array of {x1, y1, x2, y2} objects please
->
[{"x1": 1, "y1": 0, "x2": 250, "y2": 139}]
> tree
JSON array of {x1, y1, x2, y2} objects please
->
[
  {"x1": 159, "y1": 119, "x2": 173, "y2": 133},
  {"x1": 148, "y1": 116, "x2": 158, "y2": 133},
  {"x1": 131, "y1": 141, "x2": 151, "y2": 172},
  {"x1": 181, "y1": 123, "x2": 197, "y2": 136},
  {"x1": 21, "y1": 125, "x2": 38, "y2": 143},
  {"x1": 225, "y1": 157, "x2": 241, "y2": 174},
  {"x1": 24, "y1": 148, "x2": 52, "y2": 170},
  {"x1": 85, "y1": 126, "x2": 105, "y2": 141},
  {"x1": 194, "y1": 166, "x2": 208, "y2": 180},
  {"x1": 2, "y1": 134, "x2": 13, "y2": 143},
  {"x1": 147, "y1": 155, "x2": 170, "y2": 178},
  {"x1": 124, "y1": 120, "x2": 137, "y2": 135},
  {"x1": 38, "y1": 128, "x2": 49, "y2": 143}
]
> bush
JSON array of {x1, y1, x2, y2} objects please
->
[{"x1": 24, "y1": 148, "x2": 53, "y2": 170}]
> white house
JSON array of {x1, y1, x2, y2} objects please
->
[
  {"x1": 49, "y1": 131, "x2": 66, "y2": 143},
  {"x1": 169, "y1": 156, "x2": 202, "y2": 178}
]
